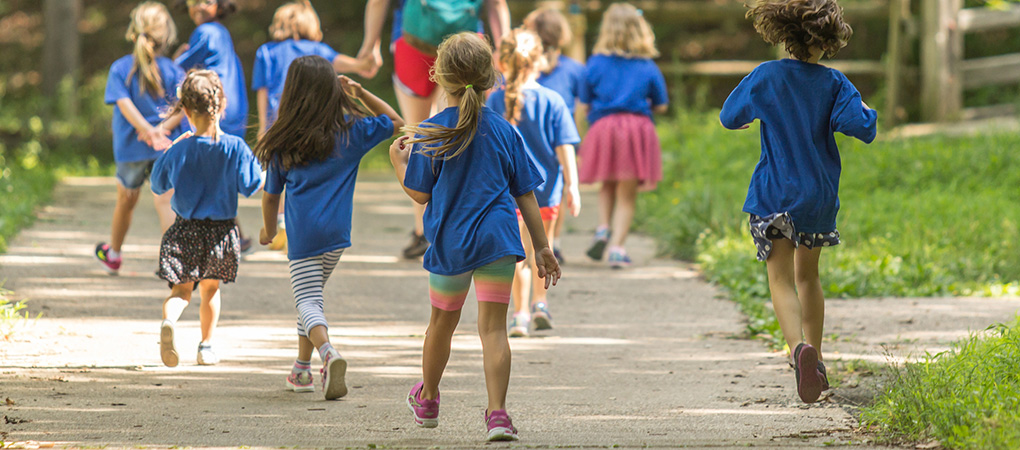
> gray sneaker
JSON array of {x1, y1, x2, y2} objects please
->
[{"x1": 197, "y1": 343, "x2": 219, "y2": 365}]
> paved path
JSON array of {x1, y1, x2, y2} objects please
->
[{"x1": 2, "y1": 174, "x2": 1013, "y2": 448}]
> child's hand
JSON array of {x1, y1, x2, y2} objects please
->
[
  {"x1": 389, "y1": 136, "x2": 411, "y2": 164},
  {"x1": 563, "y1": 187, "x2": 581, "y2": 217},
  {"x1": 356, "y1": 46, "x2": 383, "y2": 79},
  {"x1": 147, "y1": 126, "x2": 173, "y2": 151},
  {"x1": 534, "y1": 247, "x2": 561, "y2": 289},
  {"x1": 259, "y1": 227, "x2": 275, "y2": 246},
  {"x1": 339, "y1": 75, "x2": 365, "y2": 98}
]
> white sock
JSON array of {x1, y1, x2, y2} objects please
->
[
  {"x1": 108, "y1": 249, "x2": 121, "y2": 260},
  {"x1": 277, "y1": 213, "x2": 286, "y2": 230}
]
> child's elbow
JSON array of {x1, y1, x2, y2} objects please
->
[{"x1": 391, "y1": 118, "x2": 406, "y2": 135}]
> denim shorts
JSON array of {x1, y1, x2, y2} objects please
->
[
  {"x1": 749, "y1": 212, "x2": 841, "y2": 262},
  {"x1": 116, "y1": 159, "x2": 155, "y2": 190}
]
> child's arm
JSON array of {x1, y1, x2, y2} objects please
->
[
  {"x1": 333, "y1": 54, "x2": 370, "y2": 75},
  {"x1": 831, "y1": 76, "x2": 878, "y2": 143},
  {"x1": 115, "y1": 98, "x2": 172, "y2": 150},
  {"x1": 484, "y1": 0, "x2": 511, "y2": 44},
  {"x1": 159, "y1": 111, "x2": 186, "y2": 137},
  {"x1": 256, "y1": 88, "x2": 269, "y2": 139},
  {"x1": 515, "y1": 191, "x2": 561, "y2": 288},
  {"x1": 341, "y1": 75, "x2": 405, "y2": 136},
  {"x1": 259, "y1": 192, "x2": 282, "y2": 245},
  {"x1": 355, "y1": 0, "x2": 390, "y2": 78},
  {"x1": 389, "y1": 136, "x2": 432, "y2": 204},
  {"x1": 720, "y1": 70, "x2": 758, "y2": 130},
  {"x1": 555, "y1": 144, "x2": 581, "y2": 217}
]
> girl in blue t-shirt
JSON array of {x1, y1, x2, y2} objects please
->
[
  {"x1": 719, "y1": 0, "x2": 877, "y2": 404},
  {"x1": 254, "y1": 55, "x2": 403, "y2": 400},
  {"x1": 95, "y1": 2, "x2": 188, "y2": 276},
  {"x1": 174, "y1": 0, "x2": 248, "y2": 139},
  {"x1": 389, "y1": 33, "x2": 561, "y2": 442},
  {"x1": 487, "y1": 29, "x2": 580, "y2": 338},
  {"x1": 524, "y1": 7, "x2": 586, "y2": 264},
  {"x1": 579, "y1": 3, "x2": 668, "y2": 268},
  {"x1": 151, "y1": 69, "x2": 265, "y2": 368}
]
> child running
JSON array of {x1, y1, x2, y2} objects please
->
[
  {"x1": 486, "y1": 29, "x2": 580, "y2": 338},
  {"x1": 523, "y1": 7, "x2": 586, "y2": 264},
  {"x1": 252, "y1": 0, "x2": 367, "y2": 252},
  {"x1": 389, "y1": 32, "x2": 561, "y2": 442},
  {"x1": 720, "y1": 0, "x2": 877, "y2": 403},
  {"x1": 254, "y1": 55, "x2": 403, "y2": 400},
  {"x1": 96, "y1": 1, "x2": 188, "y2": 274},
  {"x1": 151, "y1": 69, "x2": 264, "y2": 367},
  {"x1": 579, "y1": 3, "x2": 668, "y2": 268}
]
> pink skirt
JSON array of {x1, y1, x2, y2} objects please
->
[{"x1": 579, "y1": 113, "x2": 662, "y2": 190}]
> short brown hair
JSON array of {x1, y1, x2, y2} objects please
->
[
  {"x1": 747, "y1": 0, "x2": 852, "y2": 62},
  {"x1": 269, "y1": 0, "x2": 323, "y2": 42},
  {"x1": 524, "y1": 7, "x2": 570, "y2": 72}
]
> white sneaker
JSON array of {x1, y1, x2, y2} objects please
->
[
  {"x1": 197, "y1": 343, "x2": 219, "y2": 365},
  {"x1": 159, "y1": 320, "x2": 179, "y2": 367}
]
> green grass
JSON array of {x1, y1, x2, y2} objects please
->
[
  {"x1": 639, "y1": 112, "x2": 1020, "y2": 346},
  {"x1": 860, "y1": 317, "x2": 1020, "y2": 448}
]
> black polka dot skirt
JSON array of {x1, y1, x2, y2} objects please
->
[
  {"x1": 156, "y1": 217, "x2": 240, "y2": 288},
  {"x1": 748, "y1": 213, "x2": 840, "y2": 262}
]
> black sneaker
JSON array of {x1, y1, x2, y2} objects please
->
[
  {"x1": 793, "y1": 343, "x2": 822, "y2": 403},
  {"x1": 586, "y1": 228, "x2": 610, "y2": 261},
  {"x1": 817, "y1": 361, "x2": 830, "y2": 391},
  {"x1": 239, "y1": 237, "x2": 254, "y2": 255},
  {"x1": 552, "y1": 246, "x2": 565, "y2": 265},
  {"x1": 402, "y1": 231, "x2": 429, "y2": 259}
]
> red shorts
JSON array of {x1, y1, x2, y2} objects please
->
[
  {"x1": 516, "y1": 205, "x2": 560, "y2": 222},
  {"x1": 393, "y1": 37, "x2": 438, "y2": 98}
]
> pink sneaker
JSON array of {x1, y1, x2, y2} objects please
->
[
  {"x1": 794, "y1": 343, "x2": 822, "y2": 403},
  {"x1": 406, "y1": 381, "x2": 439, "y2": 428},
  {"x1": 286, "y1": 371, "x2": 314, "y2": 393},
  {"x1": 94, "y1": 243, "x2": 121, "y2": 275},
  {"x1": 320, "y1": 352, "x2": 348, "y2": 400},
  {"x1": 485, "y1": 409, "x2": 519, "y2": 441}
]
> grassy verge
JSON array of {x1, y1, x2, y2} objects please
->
[
  {"x1": 860, "y1": 316, "x2": 1020, "y2": 448},
  {"x1": 639, "y1": 112, "x2": 1020, "y2": 346}
]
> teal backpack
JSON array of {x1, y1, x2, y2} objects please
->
[{"x1": 402, "y1": 0, "x2": 484, "y2": 48}]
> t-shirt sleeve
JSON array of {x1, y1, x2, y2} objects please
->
[
  {"x1": 263, "y1": 160, "x2": 286, "y2": 195},
  {"x1": 251, "y1": 45, "x2": 271, "y2": 91},
  {"x1": 349, "y1": 115, "x2": 395, "y2": 158},
  {"x1": 318, "y1": 43, "x2": 340, "y2": 63},
  {"x1": 403, "y1": 140, "x2": 437, "y2": 194},
  {"x1": 830, "y1": 73, "x2": 878, "y2": 144},
  {"x1": 150, "y1": 148, "x2": 175, "y2": 195},
  {"x1": 236, "y1": 142, "x2": 264, "y2": 197},
  {"x1": 104, "y1": 62, "x2": 130, "y2": 104},
  {"x1": 720, "y1": 68, "x2": 758, "y2": 130},
  {"x1": 175, "y1": 27, "x2": 213, "y2": 70},
  {"x1": 508, "y1": 130, "x2": 543, "y2": 197},
  {"x1": 649, "y1": 64, "x2": 669, "y2": 107},
  {"x1": 550, "y1": 95, "x2": 580, "y2": 146},
  {"x1": 166, "y1": 62, "x2": 186, "y2": 101}
]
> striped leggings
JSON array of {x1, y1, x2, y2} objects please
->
[{"x1": 289, "y1": 249, "x2": 344, "y2": 337}]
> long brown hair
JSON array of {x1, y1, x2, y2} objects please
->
[
  {"x1": 747, "y1": 0, "x2": 852, "y2": 62},
  {"x1": 125, "y1": 2, "x2": 177, "y2": 97},
  {"x1": 269, "y1": 0, "x2": 323, "y2": 42},
  {"x1": 403, "y1": 32, "x2": 499, "y2": 160},
  {"x1": 253, "y1": 55, "x2": 369, "y2": 170},
  {"x1": 524, "y1": 7, "x2": 571, "y2": 74},
  {"x1": 168, "y1": 69, "x2": 226, "y2": 141},
  {"x1": 498, "y1": 29, "x2": 545, "y2": 125}
]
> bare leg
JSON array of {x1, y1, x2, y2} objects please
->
[
  {"x1": 478, "y1": 301, "x2": 511, "y2": 413},
  {"x1": 795, "y1": 245, "x2": 825, "y2": 360},
  {"x1": 152, "y1": 190, "x2": 176, "y2": 233},
  {"x1": 597, "y1": 181, "x2": 617, "y2": 230},
  {"x1": 608, "y1": 180, "x2": 639, "y2": 248},
  {"x1": 765, "y1": 239, "x2": 803, "y2": 354},
  {"x1": 197, "y1": 280, "x2": 221, "y2": 344},
  {"x1": 110, "y1": 184, "x2": 142, "y2": 252},
  {"x1": 306, "y1": 325, "x2": 330, "y2": 351},
  {"x1": 297, "y1": 335, "x2": 315, "y2": 362},
  {"x1": 529, "y1": 218, "x2": 556, "y2": 306},
  {"x1": 421, "y1": 306, "x2": 461, "y2": 400},
  {"x1": 511, "y1": 220, "x2": 532, "y2": 316}
]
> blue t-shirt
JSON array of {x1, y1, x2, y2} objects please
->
[
  {"x1": 404, "y1": 106, "x2": 543, "y2": 275},
  {"x1": 151, "y1": 134, "x2": 263, "y2": 220},
  {"x1": 580, "y1": 54, "x2": 668, "y2": 125},
  {"x1": 486, "y1": 86, "x2": 580, "y2": 208},
  {"x1": 104, "y1": 55, "x2": 189, "y2": 163},
  {"x1": 176, "y1": 22, "x2": 249, "y2": 139},
  {"x1": 252, "y1": 40, "x2": 340, "y2": 127},
  {"x1": 719, "y1": 59, "x2": 878, "y2": 234},
  {"x1": 537, "y1": 55, "x2": 585, "y2": 117},
  {"x1": 265, "y1": 116, "x2": 395, "y2": 260}
]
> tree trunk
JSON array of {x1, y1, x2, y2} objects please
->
[{"x1": 42, "y1": 0, "x2": 81, "y2": 119}]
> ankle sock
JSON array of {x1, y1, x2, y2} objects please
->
[
  {"x1": 277, "y1": 213, "x2": 286, "y2": 229},
  {"x1": 553, "y1": 238, "x2": 562, "y2": 249},
  {"x1": 318, "y1": 342, "x2": 336, "y2": 362},
  {"x1": 514, "y1": 312, "x2": 531, "y2": 320},
  {"x1": 108, "y1": 248, "x2": 121, "y2": 260},
  {"x1": 292, "y1": 359, "x2": 311, "y2": 376}
]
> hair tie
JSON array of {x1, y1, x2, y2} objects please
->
[{"x1": 465, "y1": 84, "x2": 474, "y2": 90}]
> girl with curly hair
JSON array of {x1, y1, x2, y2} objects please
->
[{"x1": 720, "y1": 0, "x2": 877, "y2": 403}]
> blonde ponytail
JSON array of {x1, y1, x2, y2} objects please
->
[
  {"x1": 125, "y1": 2, "x2": 177, "y2": 97},
  {"x1": 498, "y1": 29, "x2": 544, "y2": 125},
  {"x1": 403, "y1": 33, "x2": 498, "y2": 160}
]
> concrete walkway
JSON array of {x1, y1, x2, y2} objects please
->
[{"x1": 2, "y1": 174, "x2": 1012, "y2": 448}]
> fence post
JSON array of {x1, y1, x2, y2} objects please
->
[
  {"x1": 921, "y1": 0, "x2": 963, "y2": 122},
  {"x1": 884, "y1": 0, "x2": 907, "y2": 127}
]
